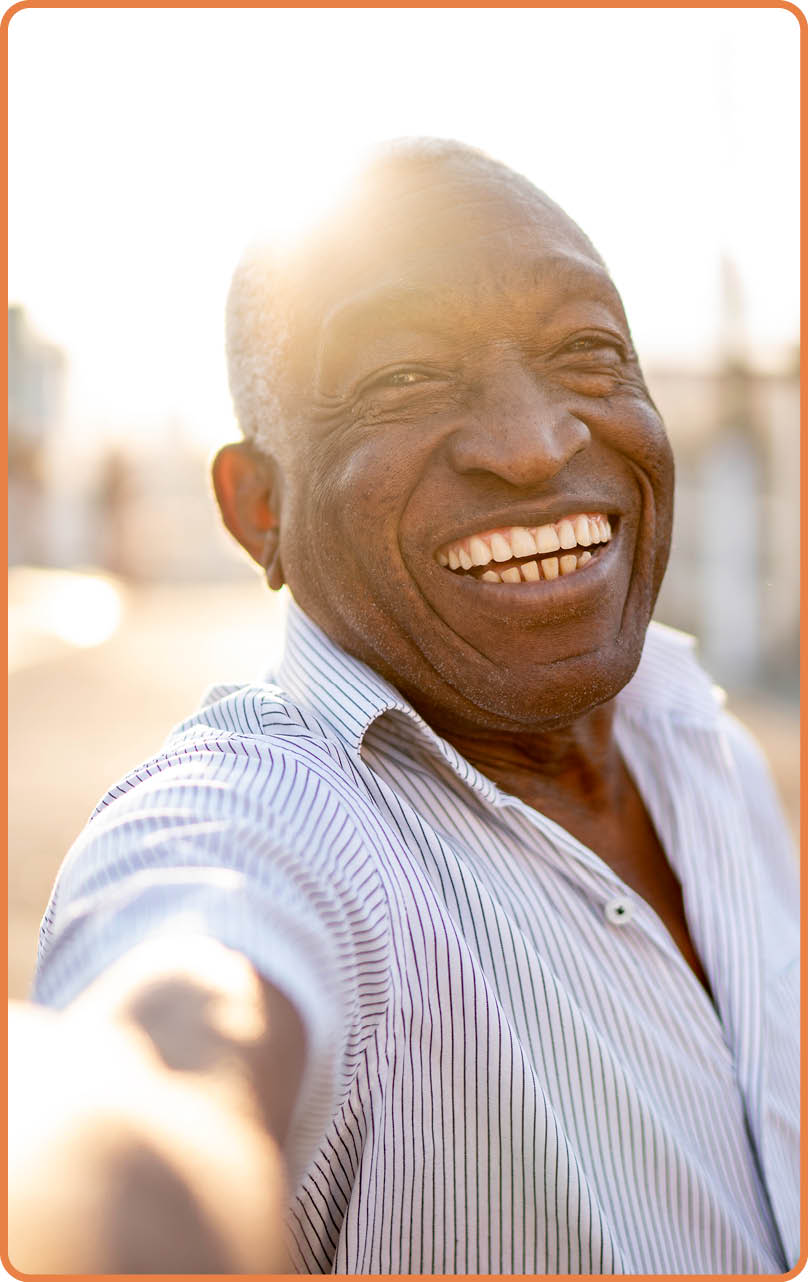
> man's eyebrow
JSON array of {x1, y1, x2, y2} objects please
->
[
  {"x1": 319, "y1": 283, "x2": 448, "y2": 347},
  {"x1": 317, "y1": 253, "x2": 619, "y2": 355}
]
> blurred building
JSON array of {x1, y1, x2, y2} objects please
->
[
  {"x1": 7, "y1": 306, "x2": 245, "y2": 583},
  {"x1": 91, "y1": 425, "x2": 251, "y2": 583},
  {"x1": 8, "y1": 305, "x2": 67, "y2": 565},
  {"x1": 648, "y1": 262, "x2": 798, "y2": 694},
  {"x1": 650, "y1": 359, "x2": 798, "y2": 692}
]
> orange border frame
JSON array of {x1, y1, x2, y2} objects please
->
[{"x1": 2, "y1": 4, "x2": 804, "y2": 1280}]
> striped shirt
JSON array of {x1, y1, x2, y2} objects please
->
[{"x1": 35, "y1": 600, "x2": 799, "y2": 1274}]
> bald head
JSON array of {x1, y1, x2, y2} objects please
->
[{"x1": 225, "y1": 139, "x2": 603, "y2": 456}]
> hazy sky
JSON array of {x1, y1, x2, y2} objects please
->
[{"x1": 8, "y1": 7, "x2": 800, "y2": 446}]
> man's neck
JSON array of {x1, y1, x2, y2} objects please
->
[{"x1": 431, "y1": 701, "x2": 623, "y2": 818}]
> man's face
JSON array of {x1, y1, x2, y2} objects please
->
[{"x1": 275, "y1": 183, "x2": 674, "y2": 734}]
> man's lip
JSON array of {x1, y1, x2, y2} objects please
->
[
  {"x1": 429, "y1": 502, "x2": 623, "y2": 554},
  {"x1": 432, "y1": 523, "x2": 622, "y2": 607}
]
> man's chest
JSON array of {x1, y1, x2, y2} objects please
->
[
  {"x1": 516, "y1": 764, "x2": 715, "y2": 995},
  {"x1": 320, "y1": 727, "x2": 797, "y2": 1272},
  {"x1": 302, "y1": 796, "x2": 788, "y2": 1275}
]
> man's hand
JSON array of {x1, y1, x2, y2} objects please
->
[{"x1": 9, "y1": 937, "x2": 305, "y2": 1274}]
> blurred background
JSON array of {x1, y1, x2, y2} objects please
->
[{"x1": 8, "y1": 9, "x2": 799, "y2": 998}]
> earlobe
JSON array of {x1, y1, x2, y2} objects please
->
[
  {"x1": 211, "y1": 442, "x2": 285, "y2": 589},
  {"x1": 261, "y1": 528, "x2": 285, "y2": 591}
]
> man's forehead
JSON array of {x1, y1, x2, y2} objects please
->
[
  {"x1": 303, "y1": 173, "x2": 595, "y2": 279},
  {"x1": 318, "y1": 251, "x2": 617, "y2": 345},
  {"x1": 291, "y1": 182, "x2": 610, "y2": 348}
]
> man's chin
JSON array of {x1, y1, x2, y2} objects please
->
[{"x1": 402, "y1": 623, "x2": 648, "y2": 737}]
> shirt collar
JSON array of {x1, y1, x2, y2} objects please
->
[
  {"x1": 275, "y1": 597, "x2": 416, "y2": 750},
  {"x1": 615, "y1": 619, "x2": 723, "y2": 727},
  {"x1": 273, "y1": 599, "x2": 502, "y2": 802},
  {"x1": 273, "y1": 598, "x2": 721, "y2": 794}
]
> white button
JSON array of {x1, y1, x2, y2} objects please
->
[{"x1": 604, "y1": 895, "x2": 635, "y2": 925}]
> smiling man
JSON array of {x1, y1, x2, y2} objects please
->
[{"x1": 19, "y1": 141, "x2": 798, "y2": 1275}]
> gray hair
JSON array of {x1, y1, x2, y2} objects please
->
[{"x1": 225, "y1": 240, "x2": 291, "y2": 457}]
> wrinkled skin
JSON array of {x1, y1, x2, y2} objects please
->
[{"x1": 274, "y1": 182, "x2": 674, "y2": 737}]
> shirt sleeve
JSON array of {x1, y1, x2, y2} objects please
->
[{"x1": 33, "y1": 723, "x2": 393, "y2": 1186}]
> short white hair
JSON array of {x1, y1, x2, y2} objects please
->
[{"x1": 225, "y1": 241, "x2": 291, "y2": 456}]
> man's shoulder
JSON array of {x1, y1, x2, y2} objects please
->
[
  {"x1": 167, "y1": 679, "x2": 343, "y2": 752},
  {"x1": 87, "y1": 679, "x2": 368, "y2": 826}
]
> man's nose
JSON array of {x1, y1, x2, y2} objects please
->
[{"x1": 446, "y1": 364, "x2": 590, "y2": 486}]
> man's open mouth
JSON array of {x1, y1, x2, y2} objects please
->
[{"x1": 436, "y1": 512, "x2": 613, "y2": 584}]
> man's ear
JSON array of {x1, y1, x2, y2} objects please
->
[{"x1": 212, "y1": 442, "x2": 285, "y2": 590}]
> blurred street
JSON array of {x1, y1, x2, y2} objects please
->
[
  {"x1": 8, "y1": 572, "x2": 799, "y2": 1001},
  {"x1": 9, "y1": 574, "x2": 287, "y2": 998}
]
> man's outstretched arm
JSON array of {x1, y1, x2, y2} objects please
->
[{"x1": 9, "y1": 936, "x2": 305, "y2": 1274}]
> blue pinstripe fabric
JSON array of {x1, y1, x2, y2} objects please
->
[{"x1": 35, "y1": 602, "x2": 798, "y2": 1274}]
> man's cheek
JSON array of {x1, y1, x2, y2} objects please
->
[
  {"x1": 626, "y1": 410, "x2": 674, "y2": 480},
  {"x1": 325, "y1": 440, "x2": 424, "y2": 518}
]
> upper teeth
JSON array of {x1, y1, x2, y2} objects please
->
[{"x1": 438, "y1": 513, "x2": 612, "y2": 573}]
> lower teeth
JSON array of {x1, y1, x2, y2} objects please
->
[{"x1": 478, "y1": 549, "x2": 593, "y2": 583}]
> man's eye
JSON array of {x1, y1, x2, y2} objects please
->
[
  {"x1": 356, "y1": 366, "x2": 439, "y2": 401},
  {"x1": 380, "y1": 369, "x2": 427, "y2": 387},
  {"x1": 562, "y1": 336, "x2": 623, "y2": 359}
]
